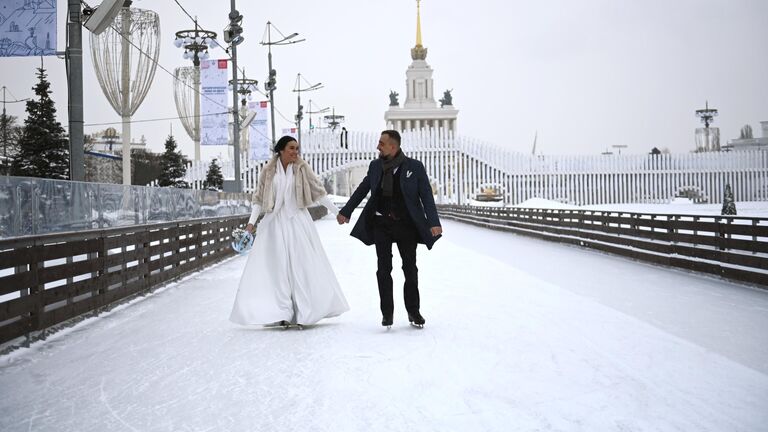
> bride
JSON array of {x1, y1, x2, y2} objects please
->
[{"x1": 229, "y1": 136, "x2": 349, "y2": 327}]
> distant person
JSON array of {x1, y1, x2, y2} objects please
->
[
  {"x1": 336, "y1": 130, "x2": 442, "y2": 328},
  {"x1": 340, "y1": 127, "x2": 349, "y2": 149},
  {"x1": 230, "y1": 136, "x2": 349, "y2": 328}
]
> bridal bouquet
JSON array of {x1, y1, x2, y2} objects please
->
[{"x1": 231, "y1": 228, "x2": 255, "y2": 254}]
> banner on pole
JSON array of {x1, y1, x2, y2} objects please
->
[
  {"x1": 248, "y1": 101, "x2": 271, "y2": 161},
  {"x1": 200, "y1": 59, "x2": 229, "y2": 146},
  {"x1": 0, "y1": 0, "x2": 57, "y2": 57},
  {"x1": 281, "y1": 128, "x2": 298, "y2": 140}
]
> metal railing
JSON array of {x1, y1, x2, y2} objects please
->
[
  {"x1": 0, "y1": 176, "x2": 253, "y2": 239},
  {"x1": 438, "y1": 205, "x2": 768, "y2": 287}
]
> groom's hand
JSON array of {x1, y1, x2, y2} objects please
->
[
  {"x1": 431, "y1": 226, "x2": 442, "y2": 237},
  {"x1": 337, "y1": 214, "x2": 350, "y2": 224}
]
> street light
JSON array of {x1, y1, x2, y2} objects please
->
[
  {"x1": 260, "y1": 22, "x2": 304, "y2": 145},
  {"x1": 230, "y1": 75, "x2": 259, "y2": 108},
  {"x1": 307, "y1": 100, "x2": 329, "y2": 132},
  {"x1": 324, "y1": 107, "x2": 345, "y2": 131},
  {"x1": 292, "y1": 73, "x2": 322, "y2": 144},
  {"x1": 229, "y1": 75, "x2": 258, "y2": 158},
  {"x1": 226, "y1": 4, "x2": 245, "y2": 192},
  {"x1": 611, "y1": 145, "x2": 628, "y2": 155},
  {"x1": 174, "y1": 24, "x2": 217, "y2": 161}
]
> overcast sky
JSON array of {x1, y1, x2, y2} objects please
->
[{"x1": 2, "y1": 0, "x2": 766, "y2": 158}]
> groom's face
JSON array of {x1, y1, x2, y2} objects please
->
[{"x1": 378, "y1": 134, "x2": 398, "y2": 159}]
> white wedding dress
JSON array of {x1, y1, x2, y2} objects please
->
[{"x1": 229, "y1": 162, "x2": 349, "y2": 326}]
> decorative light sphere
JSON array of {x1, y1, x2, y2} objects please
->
[
  {"x1": 174, "y1": 38, "x2": 183, "y2": 48},
  {"x1": 183, "y1": 51, "x2": 190, "y2": 60},
  {"x1": 184, "y1": 37, "x2": 192, "y2": 45},
  {"x1": 195, "y1": 36, "x2": 203, "y2": 44}
]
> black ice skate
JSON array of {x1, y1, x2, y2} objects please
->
[
  {"x1": 408, "y1": 311, "x2": 425, "y2": 328},
  {"x1": 381, "y1": 314, "x2": 393, "y2": 329}
]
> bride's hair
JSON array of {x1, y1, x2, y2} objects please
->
[{"x1": 274, "y1": 135, "x2": 297, "y2": 154}]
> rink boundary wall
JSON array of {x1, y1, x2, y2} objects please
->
[
  {"x1": 0, "y1": 215, "x2": 245, "y2": 347},
  {"x1": 0, "y1": 206, "x2": 329, "y2": 350},
  {"x1": 437, "y1": 205, "x2": 768, "y2": 288}
]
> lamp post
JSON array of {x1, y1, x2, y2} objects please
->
[
  {"x1": 224, "y1": 4, "x2": 245, "y2": 192},
  {"x1": 611, "y1": 145, "x2": 627, "y2": 155},
  {"x1": 229, "y1": 75, "x2": 258, "y2": 158},
  {"x1": 174, "y1": 24, "x2": 217, "y2": 161},
  {"x1": 324, "y1": 107, "x2": 345, "y2": 131},
  {"x1": 67, "y1": 0, "x2": 85, "y2": 181},
  {"x1": 292, "y1": 74, "x2": 322, "y2": 144},
  {"x1": 307, "y1": 100, "x2": 329, "y2": 132},
  {"x1": 260, "y1": 22, "x2": 304, "y2": 145},
  {"x1": 695, "y1": 100, "x2": 719, "y2": 152}
]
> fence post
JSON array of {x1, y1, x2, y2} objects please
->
[
  {"x1": 95, "y1": 233, "x2": 108, "y2": 316},
  {"x1": 28, "y1": 242, "x2": 43, "y2": 344}
]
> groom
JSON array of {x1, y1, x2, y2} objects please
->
[{"x1": 337, "y1": 130, "x2": 442, "y2": 328}]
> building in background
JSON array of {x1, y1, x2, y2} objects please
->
[
  {"x1": 724, "y1": 121, "x2": 768, "y2": 151},
  {"x1": 88, "y1": 128, "x2": 147, "y2": 153},
  {"x1": 384, "y1": 0, "x2": 458, "y2": 134}
]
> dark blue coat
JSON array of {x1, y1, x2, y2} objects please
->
[{"x1": 340, "y1": 157, "x2": 442, "y2": 249}]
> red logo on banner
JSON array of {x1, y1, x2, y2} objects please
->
[
  {"x1": 260, "y1": 101, "x2": 268, "y2": 108},
  {"x1": 291, "y1": 128, "x2": 296, "y2": 133},
  {"x1": 218, "y1": 59, "x2": 228, "y2": 69}
]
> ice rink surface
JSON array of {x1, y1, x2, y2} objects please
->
[{"x1": 1, "y1": 216, "x2": 767, "y2": 431}]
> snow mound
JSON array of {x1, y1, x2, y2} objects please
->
[{"x1": 511, "y1": 198, "x2": 576, "y2": 210}]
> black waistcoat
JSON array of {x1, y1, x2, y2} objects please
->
[{"x1": 375, "y1": 167, "x2": 408, "y2": 221}]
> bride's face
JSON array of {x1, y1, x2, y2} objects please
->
[{"x1": 280, "y1": 140, "x2": 300, "y2": 164}]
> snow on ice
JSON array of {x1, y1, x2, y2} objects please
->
[{"x1": 1, "y1": 207, "x2": 767, "y2": 431}]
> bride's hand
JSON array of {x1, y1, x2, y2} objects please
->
[{"x1": 245, "y1": 223, "x2": 255, "y2": 234}]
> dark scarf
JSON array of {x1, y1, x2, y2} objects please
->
[{"x1": 381, "y1": 150, "x2": 407, "y2": 197}]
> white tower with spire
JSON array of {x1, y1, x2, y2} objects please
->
[{"x1": 385, "y1": 0, "x2": 458, "y2": 134}]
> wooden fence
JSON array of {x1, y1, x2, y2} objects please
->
[
  {"x1": 0, "y1": 205, "x2": 329, "y2": 348},
  {"x1": 438, "y1": 205, "x2": 768, "y2": 287},
  {"x1": 0, "y1": 215, "x2": 248, "y2": 346}
]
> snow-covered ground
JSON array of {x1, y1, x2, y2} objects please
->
[{"x1": 1, "y1": 215, "x2": 767, "y2": 431}]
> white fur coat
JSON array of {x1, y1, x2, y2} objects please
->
[{"x1": 252, "y1": 156, "x2": 327, "y2": 213}]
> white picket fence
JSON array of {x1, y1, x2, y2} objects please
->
[{"x1": 185, "y1": 129, "x2": 768, "y2": 205}]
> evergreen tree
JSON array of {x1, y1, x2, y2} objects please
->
[
  {"x1": 131, "y1": 148, "x2": 163, "y2": 186},
  {"x1": 203, "y1": 158, "x2": 224, "y2": 190},
  {"x1": 721, "y1": 183, "x2": 737, "y2": 216},
  {"x1": 157, "y1": 134, "x2": 188, "y2": 188},
  {"x1": 11, "y1": 67, "x2": 69, "y2": 179},
  {"x1": 0, "y1": 112, "x2": 21, "y2": 175},
  {"x1": 739, "y1": 125, "x2": 753, "y2": 139}
]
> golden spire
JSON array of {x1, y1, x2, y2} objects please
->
[
  {"x1": 416, "y1": 0, "x2": 423, "y2": 47},
  {"x1": 411, "y1": 0, "x2": 428, "y2": 60}
]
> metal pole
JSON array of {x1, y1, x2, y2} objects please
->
[
  {"x1": 67, "y1": 0, "x2": 85, "y2": 181},
  {"x1": 193, "y1": 63, "x2": 201, "y2": 160},
  {"x1": 230, "y1": 4, "x2": 242, "y2": 192},
  {"x1": 267, "y1": 23, "x2": 276, "y2": 146},
  {"x1": 120, "y1": 6, "x2": 132, "y2": 185},
  {"x1": 2, "y1": 86, "x2": 7, "y2": 163},
  {"x1": 297, "y1": 90, "x2": 301, "y2": 144}
]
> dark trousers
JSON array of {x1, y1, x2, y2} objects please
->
[{"x1": 373, "y1": 215, "x2": 419, "y2": 317}]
